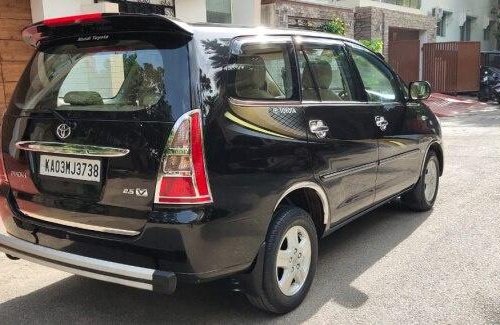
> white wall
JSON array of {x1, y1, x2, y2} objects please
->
[
  {"x1": 232, "y1": 0, "x2": 261, "y2": 26},
  {"x1": 176, "y1": 0, "x2": 207, "y2": 23},
  {"x1": 30, "y1": 0, "x2": 118, "y2": 22},
  {"x1": 30, "y1": 0, "x2": 262, "y2": 26},
  {"x1": 333, "y1": 0, "x2": 423, "y2": 14},
  {"x1": 421, "y1": 0, "x2": 494, "y2": 50}
]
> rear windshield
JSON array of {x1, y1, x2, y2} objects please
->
[{"x1": 10, "y1": 36, "x2": 191, "y2": 118}]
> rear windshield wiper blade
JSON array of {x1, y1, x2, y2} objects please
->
[{"x1": 46, "y1": 108, "x2": 76, "y2": 129}]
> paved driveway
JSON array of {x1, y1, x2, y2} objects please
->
[{"x1": 0, "y1": 109, "x2": 499, "y2": 324}]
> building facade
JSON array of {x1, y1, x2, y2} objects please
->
[
  {"x1": 421, "y1": 0, "x2": 497, "y2": 51},
  {"x1": 0, "y1": 0, "x2": 497, "y2": 114},
  {"x1": 261, "y1": 0, "x2": 437, "y2": 80},
  {"x1": 262, "y1": 0, "x2": 496, "y2": 81},
  {"x1": 0, "y1": 0, "x2": 33, "y2": 115},
  {"x1": 262, "y1": 0, "x2": 355, "y2": 37},
  {"x1": 0, "y1": 0, "x2": 263, "y2": 115},
  {"x1": 31, "y1": 0, "x2": 262, "y2": 26}
]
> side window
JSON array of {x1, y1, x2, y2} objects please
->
[
  {"x1": 228, "y1": 41, "x2": 296, "y2": 100},
  {"x1": 298, "y1": 45, "x2": 353, "y2": 102},
  {"x1": 350, "y1": 47, "x2": 399, "y2": 103}
]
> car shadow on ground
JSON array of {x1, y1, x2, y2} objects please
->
[{"x1": 0, "y1": 202, "x2": 431, "y2": 323}]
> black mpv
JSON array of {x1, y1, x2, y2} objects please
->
[{"x1": 0, "y1": 13, "x2": 443, "y2": 314}]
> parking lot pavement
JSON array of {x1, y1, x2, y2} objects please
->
[
  {"x1": 0, "y1": 109, "x2": 499, "y2": 324},
  {"x1": 425, "y1": 93, "x2": 496, "y2": 117}
]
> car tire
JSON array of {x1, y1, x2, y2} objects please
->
[
  {"x1": 246, "y1": 207, "x2": 318, "y2": 314},
  {"x1": 402, "y1": 151, "x2": 440, "y2": 212}
]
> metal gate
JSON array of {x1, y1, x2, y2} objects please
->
[{"x1": 423, "y1": 42, "x2": 480, "y2": 94}]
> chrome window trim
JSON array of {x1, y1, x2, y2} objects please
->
[
  {"x1": 230, "y1": 35, "x2": 294, "y2": 55},
  {"x1": 365, "y1": 101, "x2": 401, "y2": 105},
  {"x1": 274, "y1": 181, "x2": 330, "y2": 225},
  {"x1": 301, "y1": 101, "x2": 402, "y2": 106},
  {"x1": 20, "y1": 209, "x2": 141, "y2": 236},
  {"x1": 302, "y1": 100, "x2": 371, "y2": 106},
  {"x1": 293, "y1": 36, "x2": 345, "y2": 47},
  {"x1": 16, "y1": 141, "x2": 130, "y2": 158},
  {"x1": 228, "y1": 97, "x2": 302, "y2": 107}
]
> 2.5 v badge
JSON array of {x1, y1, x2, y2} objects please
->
[{"x1": 123, "y1": 188, "x2": 149, "y2": 198}]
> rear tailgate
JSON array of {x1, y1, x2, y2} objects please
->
[{"x1": 2, "y1": 14, "x2": 193, "y2": 236}]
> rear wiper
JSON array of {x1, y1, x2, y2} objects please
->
[{"x1": 46, "y1": 108, "x2": 77, "y2": 129}]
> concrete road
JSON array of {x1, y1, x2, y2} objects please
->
[{"x1": 1, "y1": 108, "x2": 499, "y2": 324}]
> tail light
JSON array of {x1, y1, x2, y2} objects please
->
[
  {"x1": 154, "y1": 110, "x2": 212, "y2": 205},
  {"x1": 0, "y1": 154, "x2": 8, "y2": 187},
  {"x1": 0, "y1": 124, "x2": 8, "y2": 187}
]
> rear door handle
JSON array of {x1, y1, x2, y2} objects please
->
[{"x1": 309, "y1": 120, "x2": 329, "y2": 139}]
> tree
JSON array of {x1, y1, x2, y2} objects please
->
[
  {"x1": 321, "y1": 17, "x2": 346, "y2": 36},
  {"x1": 359, "y1": 39, "x2": 384, "y2": 54}
]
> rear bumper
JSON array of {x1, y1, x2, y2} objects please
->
[
  {"x1": 0, "y1": 225, "x2": 177, "y2": 294},
  {"x1": 0, "y1": 191, "x2": 262, "y2": 283}
]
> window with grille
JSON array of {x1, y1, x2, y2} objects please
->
[
  {"x1": 437, "y1": 12, "x2": 451, "y2": 37},
  {"x1": 460, "y1": 17, "x2": 475, "y2": 41},
  {"x1": 206, "y1": 0, "x2": 232, "y2": 24}
]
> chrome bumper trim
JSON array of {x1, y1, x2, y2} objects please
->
[
  {"x1": 0, "y1": 230, "x2": 176, "y2": 293},
  {"x1": 16, "y1": 141, "x2": 130, "y2": 158},
  {"x1": 20, "y1": 209, "x2": 141, "y2": 237}
]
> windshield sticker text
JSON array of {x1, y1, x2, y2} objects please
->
[{"x1": 77, "y1": 35, "x2": 110, "y2": 42}]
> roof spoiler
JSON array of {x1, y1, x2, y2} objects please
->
[{"x1": 22, "y1": 13, "x2": 193, "y2": 48}]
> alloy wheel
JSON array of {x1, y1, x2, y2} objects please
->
[
  {"x1": 275, "y1": 225, "x2": 312, "y2": 296},
  {"x1": 424, "y1": 159, "x2": 438, "y2": 202}
]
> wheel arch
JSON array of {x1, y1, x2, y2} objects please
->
[
  {"x1": 273, "y1": 182, "x2": 330, "y2": 237},
  {"x1": 424, "y1": 142, "x2": 444, "y2": 176}
]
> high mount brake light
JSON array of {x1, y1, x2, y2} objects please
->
[
  {"x1": 154, "y1": 110, "x2": 213, "y2": 205},
  {"x1": 22, "y1": 13, "x2": 105, "y2": 47},
  {"x1": 43, "y1": 13, "x2": 103, "y2": 27}
]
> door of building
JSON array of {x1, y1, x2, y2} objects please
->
[{"x1": 388, "y1": 28, "x2": 420, "y2": 83}]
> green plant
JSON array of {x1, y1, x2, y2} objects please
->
[
  {"x1": 359, "y1": 39, "x2": 384, "y2": 53},
  {"x1": 321, "y1": 17, "x2": 346, "y2": 36}
]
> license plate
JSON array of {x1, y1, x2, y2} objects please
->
[{"x1": 39, "y1": 155, "x2": 101, "y2": 182}]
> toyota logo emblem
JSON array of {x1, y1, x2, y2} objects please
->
[{"x1": 56, "y1": 124, "x2": 72, "y2": 140}]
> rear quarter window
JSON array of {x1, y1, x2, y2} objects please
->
[{"x1": 226, "y1": 38, "x2": 299, "y2": 101}]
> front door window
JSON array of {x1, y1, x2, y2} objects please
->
[
  {"x1": 350, "y1": 46, "x2": 399, "y2": 103},
  {"x1": 298, "y1": 45, "x2": 354, "y2": 102}
]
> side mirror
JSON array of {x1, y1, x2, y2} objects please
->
[{"x1": 409, "y1": 81, "x2": 431, "y2": 101}]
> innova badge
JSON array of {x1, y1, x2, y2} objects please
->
[{"x1": 56, "y1": 123, "x2": 72, "y2": 140}]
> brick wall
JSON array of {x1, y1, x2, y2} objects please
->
[
  {"x1": 354, "y1": 6, "x2": 436, "y2": 59},
  {"x1": 262, "y1": 0, "x2": 355, "y2": 38},
  {"x1": 0, "y1": 0, "x2": 33, "y2": 115}
]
